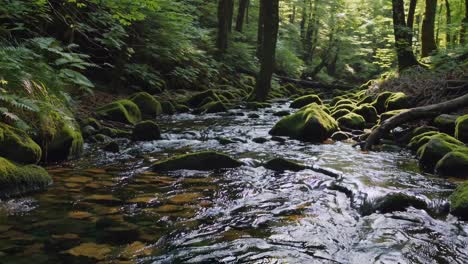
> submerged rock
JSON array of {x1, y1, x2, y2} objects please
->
[
  {"x1": 331, "y1": 131, "x2": 352, "y2": 141},
  {"x1": 450, "y1": 182, "x2": 468, "y2": 220},
  {"x1": 132, "y1": 121, "x2": 161, "y2": 141},
  {"x1": 264, "y1": 158, "x2": 306, "y2": 172},
  {"x1": 0, "y1": 157, "x2": 52, "y2": 198},
  {"x1": 151, "y1": 151, "x2": 243, "y2": 171},
  {"x1": 0, "y1": 122, "x2": 42, "y2": 164},
  {"x1": 97, "y1": 100, "x2": 142, "y2": 125},
  {"x1": 455, "y1": 114, "x2": 468, "y2": 143},
  {"x1": 269, "y1": 103, "x2": 338, "y2": 143},
  {"x1": 433, "y1": 114, "x2": 459, "y2": 135},
  {"x1": 129, "y1": 92, "x2": 162, "y2": 118},
  {"x1": 103, "y1": 141, "x2": 120, "y2": 153},
  {"x1": 161, "y1": 101, "x2": 176, "y2": 115},
  {"x1": 337, "y1": 112, "x2": 366, "y2": 130},
  {"x1": 371, "y1": 193, "x2": 427, "y2": 214},
  {"x1": 289, "y1": 94, "x2": 322, "y2": 108},
  {"x1": 199, "y1": 101, "x2": 227, "y2": 113}
]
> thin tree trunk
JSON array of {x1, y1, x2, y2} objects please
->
[
  {"x1": 445, "y1": 0, "x2": 452, "y2": 46},
  {"x1": 290, "y1": 5, "x2": 296, "y2": 23},
  {"x1": 300, "y1": 0, "x2": 307, "y2": 39},
  {"x1": 421, "y1": 0, "x2": 438, "y2": 57},
  {"x1": 255, "y1": 0, "x2": 280, "y2": 101},
  {"x1": 217, "y1": 0, "x2": 234, "y2": 54},
  {"x1": 364, "y1": 93, "x2": 468, "y2": 151},
  {"x1": 227, "y1": 0, "x2": 234, "y2": 32},
  {"x1": 435, "y1": 2, "x2": 443, "y2": 46},
  {"x1": 407, "y1": 0, "x2": 418, "y2": 45},
  {"x1": 461, "y1": 0, "x2": 468, "y2": 44},
  {"x1": 236, "y1": 0, "x2": 249, "y2": 32},
  {"x1": 392, "y1": 0, "x2": 420, "y2": 70},
  {"x1": 246, "y1": 0, "x2": 250, "y2": 25},
  {"x1": 256, "y1": 0, "x2": 265, "y2": 58}
]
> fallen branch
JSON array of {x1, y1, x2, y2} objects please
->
[{"x1": 363, "y1": 93, "x2": 468, "y2": 151}]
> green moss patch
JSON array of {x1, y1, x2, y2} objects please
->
[
  {"x1": 455, "y1": 114, "x2": 468, "y2": 143},
  {"x1": 97, "y1": 100, "x2": 142, "y2": 125},
  {"x1": 0, "y1": 122, "x2": 42, "y2": 164},
  {"x1": 450, "y1": 182, "x2": 468, "y2": 220},
  {"x1": 337, "y1": 112, "x2": 366, "y2": 130},
  {"x1": 129, "y1": 92, "x2": 162, "y2": 118},
  {"x1": 290, "y1": 94, "x2": 322, "y2": 109}
]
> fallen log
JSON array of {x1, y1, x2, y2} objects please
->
[{"x1": 363, "y1": 93, "x2": 468, "y2": 151}]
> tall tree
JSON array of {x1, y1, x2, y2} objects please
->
[
  {"x1": 392, "y1": 0, "x2": 419, "y2": 70},
  {"x1": 235, "y1": 0, "x2": 249, "y2": 32},
  {"x1": 445, "y1": 0, "x2": 452, "y2": 46},
  {"x1": 217, "y1": 0, "x2": 234, "y2": 54},
  {"x1": 421, "y1": 0, "x2": 437, "y2": 57},
  {"x1": 256, "y1": 0, "x2": 265, "y2": 58},
  {"x1": 255, "y1": 0, "x2": 280, "y2": 101},
  {"x1": 407, "y1": 0, "x2": 418, "y2": 45},
  {"x1": 461, "y1": 0, "x2": 468, "y2": 44}
]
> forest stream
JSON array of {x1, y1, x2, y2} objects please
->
[{"x1": 0, "y1": 100, "x2": 467, "y2": 264}]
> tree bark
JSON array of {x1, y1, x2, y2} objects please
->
[
  {"x1": 461, "y1": 0, "x2": 468, "y2": 44},
  {"x1": 255, "y1": 0, "x2": 280, "y2": 101},
  {"x1": 290, "y1": 5, "x2": 296, "y2": 24},
  {"x1": 303, "y1": 0, "x2": 319, "y2": 62},
  {"x1": 256, "y1": 0, "x2": 265, "y2": 58},
  {"x1": 300, "y1": 0, "x2": 307, "y2": 39},
  {"x1": 235, "y1": 0, "x2": 249, "y2": 32},
  {"x1": 217, "y1": 0, "x2": 234, "y2": 54},
  {"x1": 363, "y1": 93, "x2": 468, "y2": 151},
  {"x1": 445, "y1": 0, "x2": 452, "y2": 46},
  {"x1": 407, "y1": 0, "x2": 418, "y2": 45},
  {"x1": 421, "y1": 0, "x2": 438, "y2": 57},
  {"x1": 392, "y1": 0, "x2": 420, "y2": 71}
]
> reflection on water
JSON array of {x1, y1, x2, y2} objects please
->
[{"x1": 0, "y1": 102, "x2": 467, "y2": 263}]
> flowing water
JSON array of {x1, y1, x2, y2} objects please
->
[{"x1": 0, "y1": 101, "x2": 467, "y2": 263}]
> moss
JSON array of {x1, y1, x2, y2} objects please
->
[
  {"x1": 352, "y1": 104, "x2": 378, "y2": 123},
  {"x1": 151, "y1": 151, "x2": 243, "y2": 171},
  {"x1": 199, "y1": 101, "x2": 228, "y2": 113},
  {"x1": 450, "y1": 182, "x2": 468, "y2": 220},
  {"x1": 331, "y1": 131, "x2": 351, "y2": 141},
  {"x1": 129, "y1": 92, "x2": 162, "y2": 118},
  {"x1": 409, "y1": 132, "x2": 460, "y2": 151},
  {"x1": 417, "y1": 136, "x2": 464, "y2": 173},
  {"x1": 371, "y1": 91, "x2": 394, "y2": 113},
  {"x1": 337, "y1": 112, "x2": 366, "y2": 130},
  {"x1": 175, "y1": 104, "x2": 191, "y2": 113},
  {"x1": 332, "y1": 103, "x2": 356, "y2": 113},
  {"x1": 0, "y1": 157, "x2": 52, "y2": 198},
  {"x1": 434, "y1": 114, "x2": 459, "y2": 135},
  {"x1": 380, "y1": 109, "x2": 408, "y2": 123},
  {"x1": 269, "y1": 103, "x2": 338, "y2": 142},
  {"x1": 186, "y1": 90, "x2": 220, "y2": 108},
  {"x1": 83, "y1": 118, "x2": 102, "y2": 130},
  {"x1": 435, "y1": 148, "x2": 468, "y2": 178},
  {"x1": 91, "y1": 134, "x2": 112, "y2": 143},
  {"x1": 132, "y1": 121, "x2": 162, "y2": 141},
  {"x1": 281, "y1": 83, "x2": 299, "y2": 96},
  {"x1": 385, "y1": 92, "x2": 410, "y2": 111},
  {"x1": 0, "y1": 122, "x2": 42, "y2": 164},
  {"x1": 96, "y1": 100, "x2": 142, "y2": 125},
  {"x1": 455, "y1": 114, "x2": 468, "y2": 143},
  {"x1": 357, "y1": 95, "x2": 373, "y2": 106},
  {"x1": 332, "y1": 98, "x2": 355, "y2": 107},
  {"x1": 161, "y1": 101, "x2": 176, "y2": 115},
  {"x1": 264, "y1": 158, "x2": 306, "y2": 172},
  {"x1": 289, "y1": 94, "x2": 322, "y2": 108},
  {"x1": 331, "y1": 109, "x2": 351, "y2": 119}
]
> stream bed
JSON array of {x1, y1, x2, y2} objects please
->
[{"x1": 0, "y1": 101, "x2": 467, "y2": 263}]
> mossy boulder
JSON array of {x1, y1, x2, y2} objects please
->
[
  {"x1": 331, "y1": 131, "x2": 352, "y2": 141},
  {"x1": 352, "y1": 104, "x2": 378, "y2": 124},
  {"x1": 0, "y1": 122, "x2": 42, "y2": 164},
  {"x1": 433, "y1": 114, "x2": 459, "y2": 135},
  {"x1": 332, "y1": 103, "x2": 356, "y2": 113},
  {"x1": 132, "y1": 121, "x2": 162, "y2": 141},
  {"x1": 332, "y1": 99, "x2": 355, "y2": 107},
  {"x1": 199, "y1": 101, "x2": 228, "y2": 113},
  {"x1": 380, "y1": 109, "x2": 408, "y2": 123},
  {"x1": 371, "y1": 91, "x2": 394, "y2": 113},
  {"x1": 151, "y1": 151, "x2": 243, "y2": 171},
  {"x1": 129, "y1": 92, "x2": 162, "y2": 118},
  {"x1": 435, "y1": 148, "x2": 468, "y2": 178},
  {"x1": 290, "y1": 95, "x2": 322, "y2": 108},
  {"x1": 82, "y1": 118, "x2": 102, "y2": 130},
  {"x1": 450, "y1": 182, "x2": 468, "y2": 220},
  {"x1": 264, "y1": 158, "x2": 306, "y2": 172},
  {"x1": 337, "y1": 113, "x2": 366, "y2": 130},
  {"x1": 0, "y1": 157, "x2": 52, "y2": 198},
  {"x1": 97, "y1": 100, "x2": 142, "y2": 125},
  {"x1": 186, "y1": 90, "x2": 220, "y2": 108},
  {"x1": 455, "y1": 115, "x2": 468, "y2": 143},
  {"x1": 331, "y1": 109, "x2": 351, "y2": 119},
  {"x1": 269, "y1": 103, "x2": 338, "y2": 142},
  {"x1": 408, "y1": 132, "x2": 458, "y2": 152},
  {"x1": 385, "y1": 92, "x2": 410, "y2": 111},
  {"x1": 417, "y1": 136, "x2": 464, "y2": 173},
  {"x1": 176, "y1": 104, "x2": 191, "y2": 113},
  {"x1": 357, "y1": 95, "x2": 373, "y2": 106},
  {"x1": 161, "y1": 101, "x2": 176, "y2": 115}
]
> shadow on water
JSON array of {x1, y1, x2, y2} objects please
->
[{"x1": 0, "y1": 101, "x2": 467, "y2": 263}]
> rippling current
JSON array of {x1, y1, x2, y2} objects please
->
[{"x1": 0, "y1": 101, "x2": 467, "y2": 264}]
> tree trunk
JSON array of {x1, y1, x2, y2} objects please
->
[
  {"x1": 217, "y1": 0, "x2": 234, "y2": 54},
  {"x1": 421, "y1": 0, "x2": 438, "y2": 57},
  {"x1": 461, "y1": 0, "x2": 468, "y2": 44},
  {"x1": 256, "y1": 0, "x2": 265, "y2": 58},
  {"x1": 303, "y1": 0, "x2": 319, "y2": 62},
  {"x1": 363, "y1": 93, "x2": 468, "y2": 151},
  {"x1": 236, "y1": 0, "x2": 249, "y2": 32},
  {"x1": 255, "y1": 0, "x2": 280, "y2": 101},
  {"x1": 445, "y1": 0, "x2": 452, "y2": 46},
  {"x1": 392, "y1": 0, "x2": 420, "y2": 71},
  {"x1": 300, "y1": 0, "x2": 307, "y2": 39},
  {"x1": 407, "y1": 0, "x2": 418, "y2": 45},
  {"x1": 246, "y1": 0, "x2": 250, "y2": 25},
  {"x1": 290, "y1": 5, "x2": 296, "y2": 23},
  {"x1": 435, "y1": 2, "x2": 443, "y2": 46}
]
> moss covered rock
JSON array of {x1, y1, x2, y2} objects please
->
[
  {"x1": 0, "y1": 157, "x2": 52, "y2": 198},
  {"x1": 269, "y1": 103, "x2": 338, "y2": 142},
  {"x1": 450, "y1": 182, "x2": 468, "y2": 220},
  {"x1": 264, "y1": 158, "x2": 306, "y2": 172},
  {"x1": 337, "y1": 113, "x2": 366, "y2": 130},
  {"x1": 82, "y1": 118, "x2": 102, "y2": 130},
  {"x1": 371, "y1": 91, "x2": 394, "y2": 113},
  {"x1": 385, "y1": 92, "x2": 410, "y2": 111},
  {"x1": 435, "y1": 149, "x2": 468, "y2": 178},
  {"x1": 0, "y1": 123, "x2": 42, "y2": 164},
  {"x1": 332, "y1": 98, "x2": 355, "y2": 107},
  {"x1": 331, "y1": 131, "x2": 352, "y2": 141},
  {"x1": 129, "y1": 92, "x2": 162, "y2": 118},
  {"x1": 434, "y1": 114, "x2": 459, "y2": 135},
  {"x1": 186, "y1": 90, "x2": 220, "y2": 108},
  {"x1": 455, "y1": 115, "x2": 468, "y2": 143},
  {"x1": 417, "y1": 136, "x2": 464, "y2": 173},
  {"x1": 132, "y1": 121, "x2": 162, "y2": 141},
  {"x1": 353, "y1": 104, "x2": 378, "y2": 124},
  {"x1": 332, "y1": 103, "x2": 356, "y2": 113},
  {"x1": 151, "y1": 151, "x2": 243, "y2": 171},
  {"x1": 371, "y1": 193, "x2": 427, "y2": 214},
  {"x1": 97, "y1": 100, "x2": 142, "y2": 125},
  {"x1": 331, "y1": 109, "x2": 351, "y2": 119},
  {"x1": 290, "y1": 94, "x2": 322, "y2": 108},
  {"x1": 199, "y1": 101, "x2": 228, "y2": 113},
  {"x1": 380, "y1": 109, "x2": 408, "y2": 123},
  {"x1": 161, "y1": 101, "x2": 176, "y2": 115}
]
